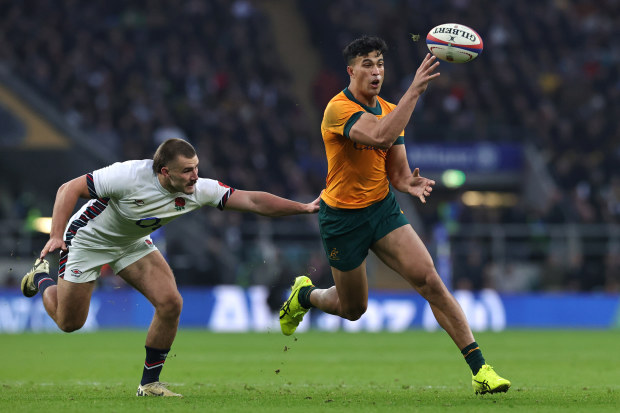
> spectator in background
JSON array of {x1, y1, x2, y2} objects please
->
[{"x1": 2, "y1": 0, "x2": 619, "y2": 292}]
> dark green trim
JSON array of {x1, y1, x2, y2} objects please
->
[
  {"x1": 393, "y1": 136, "x2": 405, "y2": 145},
  {"x1": 344, "y1": 111, "x2": 364, "y2": 138},
  {"x1": 343, "y1": 88, "x2": 382, "y2": 116}
]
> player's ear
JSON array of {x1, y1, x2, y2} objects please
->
[
  {"x1": 347, "y1": 66, "x2": 354, "y2": 77},
  {"x1": 161, "y1": 166, "x2": 170, "y2": 177}
]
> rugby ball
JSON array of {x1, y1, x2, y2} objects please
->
[{"x1": 426, "y1": 23, "x2": 483, "y2": 63}]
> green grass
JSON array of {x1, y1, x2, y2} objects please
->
[{"x1": 1, "y1": 330, "x2": 619, "y2": 412}]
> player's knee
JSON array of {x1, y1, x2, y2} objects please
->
[
  {"x1": 57, "y1": 318, "x2": 86, "y2": 333},
  {"x1": 414, "y1": 269, "x2": 449, "y2": 301},
  {"x1": 411, "y1": 264, "x2": 440, "y2": 290},
  {"x1": 342, "y1": 303, "x2": 367, "y2": 321},
  {"x1": 156, "y1": 292, "x2": 183, "y2": 319}
]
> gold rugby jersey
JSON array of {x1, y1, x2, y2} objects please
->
[{"x1": 320, "y1": 88, "x2": 404, "y2": 209}]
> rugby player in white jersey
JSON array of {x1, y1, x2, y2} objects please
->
[{"x1": 21, "y1": 138, "x2": 320, "y2": 397}]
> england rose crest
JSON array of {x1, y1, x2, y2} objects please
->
[{"x1": 174, "y1": 197, "x2": 186, "y2": 211}]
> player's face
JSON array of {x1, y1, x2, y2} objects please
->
[
  {"x1": 349, "y1": 51, "x2": 384, "y2": 99},
  {"x1": 163, "y1": 155, "x2": 199, "y2": 194}
]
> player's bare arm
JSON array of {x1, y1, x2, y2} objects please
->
[
  {"x1": 224, "y1": 190, "x2": 320, "y2": 216},
  {"x1": 349, "y1": 53, "x2": 440, "y2": 149},
  {"x1": 387, "y1": 145, "x2": 434, "y2": 203},
  {"x1": 40, "y1": 174, "x2": 91, "y2": 258}
]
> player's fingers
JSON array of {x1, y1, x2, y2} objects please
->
[
  {"x1": 418, "y1": 54, "x2": 434, "y2": 71},
  {"x1": 412, "y1": 167, "x2": 420, "y2": 177},
  {"x1": 423, "y1": 63, "x2": 441, "y2": 79},
  {"x1": 424, "y1": 58, "x2": 439, "y2": 70},
  {"x1": 40, "y1": 246, "x2": 50, "y2": 259}
]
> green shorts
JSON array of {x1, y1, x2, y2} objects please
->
[{"x1": 318, "y1": 191, "x2": 409, "y2": 271}]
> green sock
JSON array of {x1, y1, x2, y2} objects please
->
[
  {"x1": 461, "y1": 341, "x2": 485, "y2": 375},
  {"x1": 298, "y1": 286, "x2": 316, "y2": 309}
]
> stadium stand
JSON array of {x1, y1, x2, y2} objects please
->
[{"x1": 1, "y1": 0, "x2": 618, "y2": 291}]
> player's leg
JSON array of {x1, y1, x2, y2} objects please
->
[
  {"x1": 117, "y1": 250, "x2": 183, "y2": 397},
  {"x1": 311, "y1": 263, "x2": 369, "y2": 321},
  {"x1": 280, "y1": 198, "x2": 373, "y2": 335},
  {"x1": 371, "y1": 224, "x2": 510, "y2": 393},
  {"x1": 279, "y1": 263, "x2": 369, "y2": 335},
  {"x1": 22, "y1": 256, "x2": 96, "y2": 332},
  {"x1": 371, "y1": 224, "x2": 473, "y2": 347},
  {"x1": 118, "y1": 250, "x2": 182, "y2": 349},
  {"x1": 43, "y1": 278, "x2": 95, "y2": 332}
]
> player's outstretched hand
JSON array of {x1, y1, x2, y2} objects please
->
[
  {"x1": 40, "y1": 237, "x2": 67, "y2": 259},
  {"x1": 306, "y1": 195, "x2": 321, "y2": 213},
  {"x1": 410, "y1": 53, "x2": 440, "y2": 97},
  {"x1": 408, "y1": 168, "x2": 435, "y2": 204}
]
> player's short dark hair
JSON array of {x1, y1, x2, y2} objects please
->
[
  {"x1": 343, "y1": 36, "x2": 388, "y2": 65},
  {"x1": 152, "y1": 138, "x2": 197, "y2": 174}
]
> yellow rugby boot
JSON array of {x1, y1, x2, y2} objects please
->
[
  {"x1": 472, "y1": 364, "x2": 511, "y2": 394},
  {"x1": 136, "y1": 382, "x2": 183, "y2": 397},
  {"x1": 21, "y1": 258, "x2": 50, "y2": 297},
  {"x1": 279, "y1": 276, "x2": 314, "y2": 336}
]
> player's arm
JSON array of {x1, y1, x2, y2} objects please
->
[
  {"x1": 40, "y1": 175, "x2": 91, "y2": 258},
  {"x1": 349, "y1": 54, "x2": 440, "y2": 149},
  {"x1": 223, "y1": 190, "x2": 320, "y2": 216},
  {"x1": 387, "y1": 145, "x2": 435, "y2": 204}
]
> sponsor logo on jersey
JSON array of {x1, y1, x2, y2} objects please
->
[
  {"x1": 145, "y1": 239, "x2": 153, "y2": 247},
  {"x1": 71, "y1": 269, "x2": 83, "y2": 276},
  {"x1": 134, "y1": 199, "x2": 145, "y2": 206},
  {"x1": 174, "y1": 197, "x2": 186, "y2": 211},
  {"x1": 352, "y1": 142, "x2": 387, "y2": 153}
]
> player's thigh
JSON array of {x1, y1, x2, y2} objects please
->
[
  {"x1": 331, "y1": 260, "x2": 369, "y2": 313},
  {"x1": 117, "y1": 250, "x2": 181, "y2": 309},
  {"x1": 371, "y1": 224, "x2": 436, "y2": 287},
  {"x1": 56, "y1": 277, "x2": 96, "y2": 323}
]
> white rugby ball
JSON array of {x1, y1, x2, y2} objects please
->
[{"x1": 426, "y1": 23, "x2": 483, "y2": 63}]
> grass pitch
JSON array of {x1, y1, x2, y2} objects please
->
[{"x1": 1, "y1": 329, "x2": 619, "y2": 412}]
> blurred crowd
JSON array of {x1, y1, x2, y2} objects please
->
[
  {"x1": 0, "y1": 0, "x2": 324, "y2": 289},
  {"x1": 302, "y1": 0, "x2": 620, "y2": 225},
  {"x1": 1, "y1": 0, "x2": 619, "y2": 291},
  {"x1": 300, "y1": 0, "x2": 620, "y2": 292}
]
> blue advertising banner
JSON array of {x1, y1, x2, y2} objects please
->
[
  {"x1": 407, "y1": 142, "x2": 523, "y2": 172},
  {"x1": 0, "y1": 287, "x2": 618, "y2": 333}
]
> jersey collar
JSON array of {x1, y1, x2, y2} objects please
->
[{"x1": 343, "y1": 88, "x2": 382, "y2": 116}]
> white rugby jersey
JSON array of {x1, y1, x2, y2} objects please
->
[{"x1": 64, "y1": 159, "x2": 234, "y2": 248}]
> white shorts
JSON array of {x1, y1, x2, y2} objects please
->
[{"x1": 60, "y1": 237, "x2": 158, "y2": 283}]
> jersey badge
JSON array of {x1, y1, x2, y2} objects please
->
[
  {"x1": 174, "y1": 197, "x2": 186, "y2": 211},
  {"x1": 134, "y1": 199, "x2": 145, "y2": 206},
  {"x1": 329, "y1": 248, "x2": 340, "y2": 261}
]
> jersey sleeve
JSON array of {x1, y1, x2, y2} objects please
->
[
  {"x1": 383, "y1": 100, "x2": 405, "y2": 145},
  {"x1": 194, "y1": 178, "x2": 236, "y2": 210},
  {"x1": 323, "y1": 99, "x2": 364, "y2": 139},
  {"x1": 91, "y1": 161, "x2": 135, "y2": 199}
]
